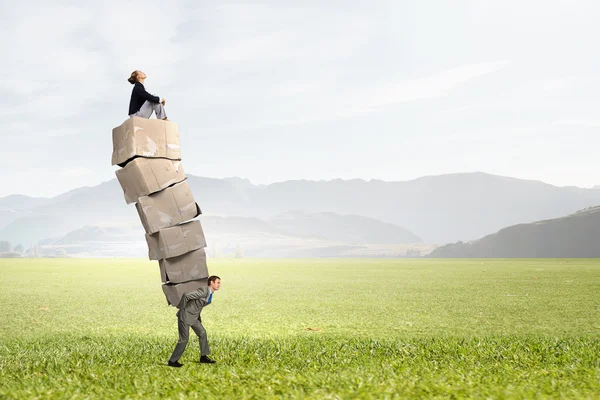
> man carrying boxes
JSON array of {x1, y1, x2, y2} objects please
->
[
  {"x1": 168, "y1": 275, "x2": 221, "y2": 367},
  {"x1": 112, "y1": 83, "x2": 220, "y2": 368}
]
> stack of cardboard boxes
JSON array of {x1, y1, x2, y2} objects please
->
[{"x1": 111, "y1": 117, "x2": 209, "y2": 307}]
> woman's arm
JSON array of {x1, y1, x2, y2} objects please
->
[{"x1": 133, "y1": 82, "x2": 160, "y2": 103}]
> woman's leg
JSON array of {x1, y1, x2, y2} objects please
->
[
  {"x1": 153, "y1": 102, "x2": 167, "y2": 120},
  {"x1": 132, "y1": 101, "x2": 156, "y2": 119}
]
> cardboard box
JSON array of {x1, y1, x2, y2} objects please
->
[
  {"x1": 146, "y1": 220, "x2": 207, "y2": 260},
  {"x1": 162, "y1": 278, "x2": 208, "y2": 307},
  {"x1": 115, "y1": 158, "x2": 186, "y2": 204},
  {"x1": 135, "y1": 180, "x2": 201, "y2": 234},
  {"x1": 159, "y1": 248, "x2": 208, "y2": 283},
  {"x1": 111, "y1": 117, "x2": 181, "y2": 166}
]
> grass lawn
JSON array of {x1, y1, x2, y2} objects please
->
[{"x1": 0, "y1": 258, "x2": 599, "y2": 398}]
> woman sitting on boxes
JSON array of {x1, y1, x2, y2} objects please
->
[{"x1": 127, "y1": 70, "x2": 168, "y2": 121}]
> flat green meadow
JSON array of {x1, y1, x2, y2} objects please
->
[{"x1": 0, "y1": 258, "x2": 599, "y2": 399}]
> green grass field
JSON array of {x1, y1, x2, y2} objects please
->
[{"x1": 0, "y1": 258, "x2": 599, "y2": 399}]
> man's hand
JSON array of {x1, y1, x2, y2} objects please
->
[{"x1": 161, "y1": 98, "x2": 166, "y2": 106}]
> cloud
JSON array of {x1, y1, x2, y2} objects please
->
[
  {"x1": 253, "y1": 60, "x2": 511, "y2": 126},
  {"x1": 61, "y1": 167, "x2": 92, "y2": 178},
  {"x1": 358, "y1": 60, "x2": 511, "y2": 110},
  {"x1": 552, "y1": 120, "x2": 600, "y2": 127}
]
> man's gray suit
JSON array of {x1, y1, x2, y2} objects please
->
[{"x1": 169, "y1": 286, "x2": 212, "y2": 363}]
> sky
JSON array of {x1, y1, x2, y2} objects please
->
[{"x1": 1, "y1": 0, "x2": 599, "y2": 197}]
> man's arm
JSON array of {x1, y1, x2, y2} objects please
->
[
  {"x1": 183, "y1": 286, "x2": 208, "y2": 302},
  {"x1": 133, "y1": 82, "x2": 161, "y2": 103}
]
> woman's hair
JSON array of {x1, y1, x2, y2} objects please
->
[{"x1": 127, "y1": 70, "x2": 139, "y2": 84}]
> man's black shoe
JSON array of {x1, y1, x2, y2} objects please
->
[
  {"x1": 168, "y1": 360, "x2": 183, "y2": 368},
  {"x1": 200, "y1": 355, "x2": 216, "y2": 364}
]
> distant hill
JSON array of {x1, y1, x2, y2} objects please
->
[
  {"x1": 428, "y1": 206, "x2": 600, "y2": 257},
  {"x1": 0, "y1": 194, "x2": 52, "y2": 210},
  {"x1": 31, "y1": 213, "x2": 428, "y2": 258},
  {"x1": 32, "y1": 224, "x2": 148, "y2": 258},
  {"x1": 270, "y1": 211, "x2": 422, "y2": 244},
  {"x1": 1, "y1": 172, "x2": 600, "y2": 246}
]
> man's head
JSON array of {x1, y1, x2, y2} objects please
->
[
  {"x1": 127, "y1": 70, "x2": 147, "y2": 84},
  {"x1": 208, "y1": 276, "x2": 221, "y2": 291}
]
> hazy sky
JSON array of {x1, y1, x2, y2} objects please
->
[{"x1": 2, "y1": 0, "x2": 599, "y2": 197}]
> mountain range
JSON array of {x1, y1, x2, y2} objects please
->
[{"x1": 1, "y1": 171, "x2": 599, "y2": 257}]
